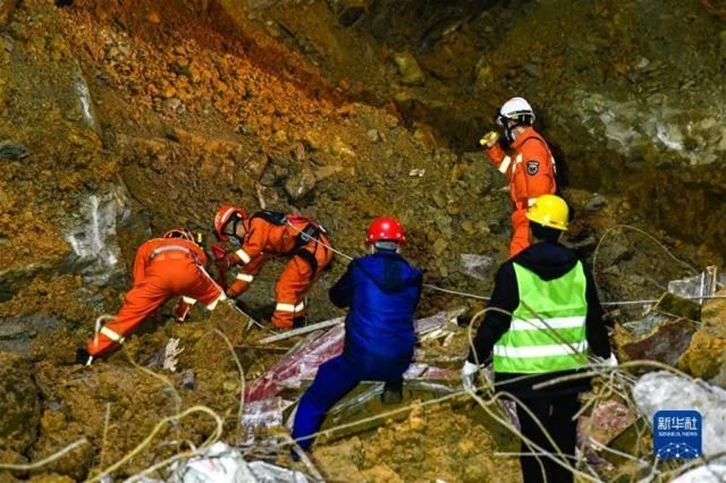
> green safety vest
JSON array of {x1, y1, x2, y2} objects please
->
[{"x1": 493, "y1": 261, "x2": 589, "y2": 374}]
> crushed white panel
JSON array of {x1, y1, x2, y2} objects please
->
[{"x1": 169, "y1": 442, "x2": 310, "y2": 483}]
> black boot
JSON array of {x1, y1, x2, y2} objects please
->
[
  {"x1": 75, "y1": 348, "x2": 93, "y2": 366},
  {"x1": 292, "y1": 316, "x2": 307, "y2": 329}
]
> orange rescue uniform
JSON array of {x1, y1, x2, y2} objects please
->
[
  {"x1": 87, "y1": 238, "x2": 226, "y2": 357},
  {"x1": 485, "y1": 127, "x2": 557, "y2": 257},
  {"x1": 223, "y1": 214, "x2": 334, "y2": 329}
]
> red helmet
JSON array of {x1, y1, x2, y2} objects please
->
[
  {"x1": 163, "y1": 228, "x2": 194, "y2": 242},
  {"x1": 214, "y1": 205, "x2": 247, "y2": 241},
  {"x1": 366, "y1": 217, "x2": 406, "y2": 245}
]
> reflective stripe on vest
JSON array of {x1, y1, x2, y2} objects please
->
[{"x1": 494, "y1": 261, "x2": 589, "y2": 374}]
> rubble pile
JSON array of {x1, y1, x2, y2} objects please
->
[{"x1": 1, "y1": 0, "x2": 726, "y2": 482}]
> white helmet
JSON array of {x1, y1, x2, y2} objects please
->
[{"x1": 497, "y1": 97, "x2": 535, "y2": 125}]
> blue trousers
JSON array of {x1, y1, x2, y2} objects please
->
[{"x1": 291, "y1": 354, "x2": 410, "y2": 451}]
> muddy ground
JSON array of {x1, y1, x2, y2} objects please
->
[{"x1": 1, "y1": 0, "x2": 725, "y2": 481}]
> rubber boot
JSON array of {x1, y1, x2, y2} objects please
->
[{"x1": 292, "y1": 316, "x2": 307, "y2": 329}]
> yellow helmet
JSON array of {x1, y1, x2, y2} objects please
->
[{"x1": 526, "y1": 194, "x2": 569, "y2": 231}]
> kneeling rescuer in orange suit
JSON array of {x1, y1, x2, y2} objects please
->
[{"x1": 76, "y1": 228, "x2": 227, "y2": 365}]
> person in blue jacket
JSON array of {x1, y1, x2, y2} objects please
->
[{"x1": 291, "y1": 217, "x2": 422, "y2": 452}]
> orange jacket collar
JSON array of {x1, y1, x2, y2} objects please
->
[{"x1": 510, "y1": 126, "x2": 541, "y2": 150}]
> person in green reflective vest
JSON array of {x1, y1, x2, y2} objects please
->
[{"x1": 462, "y1": 194, "x2": 615, "y2": 483}]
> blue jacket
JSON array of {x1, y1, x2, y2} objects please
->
[{"x1": 329, "y1": 251, "x2": 423, "y2": 365}]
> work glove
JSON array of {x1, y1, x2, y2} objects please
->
[
  {"x1": 173, "y1": 299, "x2": 195, "y2": 323},
  {"x1": 479, "y1": 131, "x2": 500, "y2": 148},
  {"x1": 461, "y1": 360, "x2": 482, "y2": 392},
  {"x1": 212, "y1": 244, "x2": 228, "y2": 262},
  {"x1": 603, "y1": 353, "x2": 618, "y2": 367}
]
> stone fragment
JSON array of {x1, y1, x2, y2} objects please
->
[
  {"x1": 393, "y1": 51, "x2": 425, "y2": 86},
  {"x1": 0, "y1": 140, "x2": 29, "y2": 160},
  {"x1": 283, "y1": 168, "x2": 317, "y2": 201}
]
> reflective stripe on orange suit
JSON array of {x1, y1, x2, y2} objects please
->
[
  {"x1": 486, "y1": 127, "x2": 557, "y2": 257},
  {"x1": 87, "y1": 238, "x2": 225, "y2": 357},
  {"x1": 225, "y1": 216, "x2": 334, "y2": 329}
]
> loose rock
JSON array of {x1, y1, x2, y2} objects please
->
[
  {"x1": 0, "y1": 140, "x2": 29, "y2": 160},
  {"x1": 393, "y1": 51, "x2": 425, "y2": 86}
]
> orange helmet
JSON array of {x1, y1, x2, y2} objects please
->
[
  {"x1": 214, "y1": 205, "x2": 247, "y2": 242},
  {"x1": 163, "y1": 228, "x2": 195, "y2": 242},
  {"x1": 366, "y1": 217, "x2": 406, "y2": 245}
]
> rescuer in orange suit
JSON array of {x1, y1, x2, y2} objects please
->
[
  {"x1": 481, "y1": 97, "x2": 558, "y2": 258},
  {"x1": 212, "y1": 206, "x2": 334, "y2": 330},
  {"x1": 75, "y1": 228, "x2": 227, "y2": 365}
]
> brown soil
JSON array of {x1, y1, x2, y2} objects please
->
[{"x1": 1, "y1": 0, "x2": 724, "y2": 481}]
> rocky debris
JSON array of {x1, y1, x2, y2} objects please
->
[
  {"x1": 584, "y1": 193, "x2": 608, "y2": 213},
  {"x1": 393, "y1": 51, "x2": 425, "y2": 86},
  {"x1": 634, "y1": 372, "x2": 726, "y2": 460},
  {"x1": 0, "y1": 140, "x2": 29, "y2": 160},
  {"x1": 679, "y1": 287, "x2": 726, "y2": 380},
  {"x1": 181, "y1": 369, "x2": 195, "y2": 390},
  {"x1": 366, "y1": 128, "x2": 382, "y2": 143},
  {"x1": 621, "y1": 317, "x2": 696, "y2": 366},
  {"x1": 674, "y1": 462, "x2": 726, "y2": 483},
  {"x1": 0, "y1": 352, "x2": 41, "y2": 454},
  {"x1": 0, "y1": 314, "x2": 63, "y2": 354},
  {"x1": 151, "y1": 442, "x2": 311, "y2": 483},
  {"x1": 283, "y1": 167, "x2": 317, "y2": 201},
  {"x1": 460, "y1": 254, "x2": 495, "y2": 281},
  {"x1": 60, "y1": 185, "x2": 134, "y2": 287},
  {"x1": 0, "y1": 0, "x2": 18, "y2": 28},
  {"x1": 668, "y1": 267, "x2": 724, "y2": 302},
  {"x1": 579, "y1": 399, "x2": 635, "y2": 448}
]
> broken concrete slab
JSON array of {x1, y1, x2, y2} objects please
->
[
  {"x1": 668, "y1": 266, "x2": 723, "y2": 303},
  {"x1": 460, "y1": 254, "x2": 495, "y2": 281},
  {"x1": 579, "y1": 399, "x2": 636, "y2": 448},
  {"x1": 621, "y1": 317, "x2": 697, "y2": 366}
]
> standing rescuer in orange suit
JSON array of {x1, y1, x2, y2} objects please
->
[
  {"x1": 76, "y1": 228, "x2": 227, "y2": 366},
  {"x1": 481, "y1": 97, "x2": 558, "y2": 258},
  {"x1": 212, "y1": 205, "x2": 334, "y2": 330}
]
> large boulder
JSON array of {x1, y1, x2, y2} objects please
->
[
  {"x1": 0, "y1": 353, "x2": 41, "y2": 454},
  {"x1": 59, "y1": 184, "x2": 141, "y2": 288}
]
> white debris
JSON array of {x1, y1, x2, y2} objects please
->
[
  {"x1": 633, "y1": 372, "x2": 726, "y2": 459},
  {"x1": 162, "y1": 338, "x2": 184, "y2": 372},
  {"x1": 672, "y1": 463, "x2": 726, "y2": 483},
  {"x1": 63, "y1": 185, "x2": 133, "y2": 285},
  {"x1": 667, "y1": 266, "x2": 724, "y2": 303},
  {"x1": 169, "y1": 442, "x2": 310, "y2": 483},
  {"x1": 408, "y1": 168, "x2": 425, "y2": 177},
  {"x1": 460, "y1": 254, "x2": 495, "y2": 281}
]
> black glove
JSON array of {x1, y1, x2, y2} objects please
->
[{"x1": 75, "y1": 348, "x2": 93, "y2": 366}]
